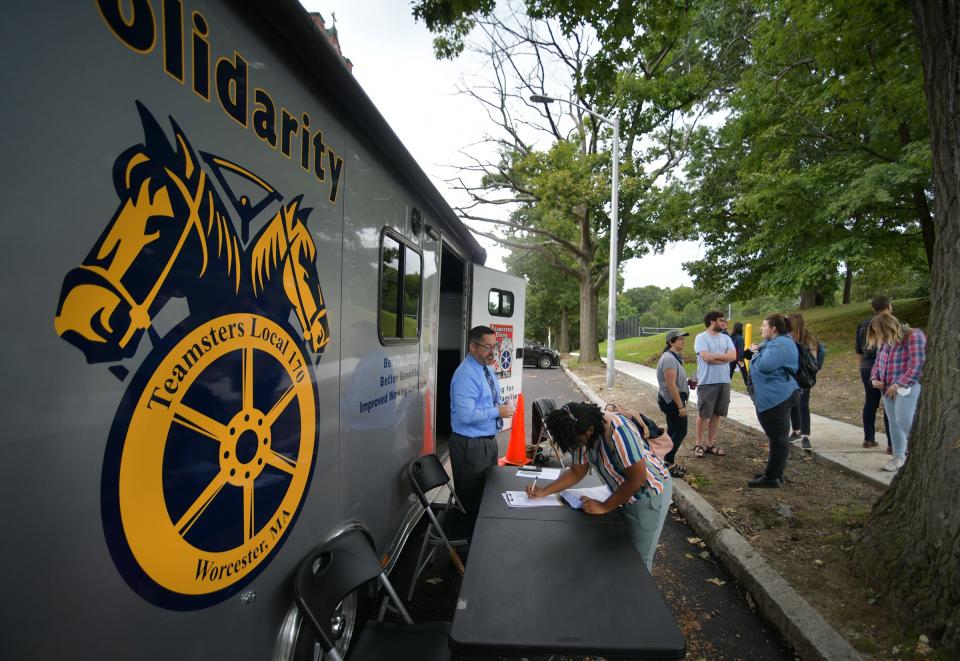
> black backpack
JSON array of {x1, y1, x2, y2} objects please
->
[{"x1": 794, "y1": 341, "x2": 822, "y2": 389}]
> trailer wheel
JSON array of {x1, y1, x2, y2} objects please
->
[{"x1": 289, "y1": 592, "x2": 361, "y2": 660}]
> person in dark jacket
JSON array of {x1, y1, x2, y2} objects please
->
[
  {"x1": 743, "y1": 314, "x2": 800, "y2": 488},
  {"x1": 855, "y1": 297, "x2": 892, "y2": 450},
  {"x1": 728, "y1": 322, "x2": 750, "y2": 386},
  {"x1": 787, "y1": 313, "x2": 825, "y2": 451}
]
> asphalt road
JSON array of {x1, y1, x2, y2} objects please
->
[{"x1": 390, "y1": 366, "x2": 793, "y2": 660}]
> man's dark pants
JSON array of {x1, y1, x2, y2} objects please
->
[
  {"x1": 449, "y1": 432, "x2": 498, "y2": 514},
  {"x1": 860, "y1": 367, "x2": 890, "y2": 447}
]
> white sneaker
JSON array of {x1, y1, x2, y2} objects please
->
[{"x1": 882, "y1": 457, "x2": 905, "y2": 472}]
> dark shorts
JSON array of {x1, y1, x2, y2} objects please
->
[{"x1": 697, "y1": 383, "x2": 730, "y2": 418}]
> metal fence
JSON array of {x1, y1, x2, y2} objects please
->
[{"x1": 614, "y1": 315, "x2": 681, "y2": 340}]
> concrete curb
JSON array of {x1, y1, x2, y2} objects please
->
[{"x1": 562, "y1": 365, "x2": 862, "y2": 661}]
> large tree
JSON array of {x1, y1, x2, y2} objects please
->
[
  {"x1": 416, "y1": 1, "x2": 751, "y2": 361},
  {"x1": 505, "y1": 242, "x2": 580, "y2": 352},
  {"x1": 852, "y1": 1, "x2": 960, "y2": 653},
  {"x1": 678, "y1": 0, "x2": 932, "y2": 305}
]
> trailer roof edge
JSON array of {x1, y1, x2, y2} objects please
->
[{"x1": 257, "y1": 0, "x2": 488, "y2": 265}]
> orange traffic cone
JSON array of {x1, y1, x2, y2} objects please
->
[{"x1": 499, "y1": 393, "x2": 531, "y2": 466}]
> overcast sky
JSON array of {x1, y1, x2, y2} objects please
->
[{"x1": 300, "y1": 1, "x2": 699, "y2": 290}]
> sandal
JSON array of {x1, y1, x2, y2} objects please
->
[
  {"x1": 693, "y1": 445, "x2": 705, "y2": 458},
  {"x1": 704, "y1": 445, "x2": 726, "y2": 456}
]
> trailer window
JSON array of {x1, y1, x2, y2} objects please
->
[
  {"x1": 488, "y1": 288, "x2": 514, "y2": 317},
  {"x1": 379, "y1": 230, "x2": 422, "y2": 342}
]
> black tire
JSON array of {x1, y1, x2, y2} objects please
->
[
  {"x1": 291, "y1": 590, "x2": 366, "y2": 661},
  {"x1": 537, "y1": 355, "x2": 553, "y2": 369}
]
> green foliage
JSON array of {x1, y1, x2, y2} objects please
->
[
  {"x1": 674, "y1": 0, "x2": 932, "y2": 301},
  {"x1": 411, "y1": 0, "x2": 495, "y2": 58}
]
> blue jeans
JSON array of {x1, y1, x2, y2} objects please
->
[
  {"x1": 620, "y1": 478, "x2": 673, "y2": 571},
  {"x1": 883, "y1": 384, "x2": 921, "y2": 460}
]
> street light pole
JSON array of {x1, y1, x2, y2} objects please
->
[
  {"x1": 606, "y1": 116, "x2": 619, "y2": 390},
  {"x1": 530, "y1": 95, "x2": 620, "y2": 389}
]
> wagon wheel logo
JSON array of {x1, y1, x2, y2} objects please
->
[
  {"x1": 499, "y1": 349, "x2": 512, "y2": 373},
  {"x1": 112, "y1": 314, "x2": 315, "y2": 601},
  {"x1": 54, "y1": 103, "x2": 330, "y2": 608}
]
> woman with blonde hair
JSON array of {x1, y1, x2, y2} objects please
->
[
  {"x1": 868, "y1": 313, "x2": 926, "y2": 472},
  {"x1": 787, "y1": 313, "x2": 826, "y2": 451}
]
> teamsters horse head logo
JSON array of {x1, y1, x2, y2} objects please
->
[{"x1": 54, "y1": 102, "x2": 331, "y2": 609}]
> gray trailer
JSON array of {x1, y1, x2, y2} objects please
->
[{"x1": 0, "y1": 1, "x2": 525, "y2": 658}]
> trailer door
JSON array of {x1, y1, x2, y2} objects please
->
[{"x1": 470, "y1": 265, "x2": 526, "y2": 426}]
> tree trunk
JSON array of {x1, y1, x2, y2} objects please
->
[
  {"x1": 842, "y1": 264, "x2": 853, "y2": 305},
  {"x1": 853, "y1": 1, "x2": 960, "y2": 653},
  {"x1": 559, "y1": 306, "x2": 570, "y2": 354},
  {"x1": 577, "y1": 275, "x2": 600, "y2": 362},
  {"x1": 900, "y1": 121, "x2": 938, "y2": 268},
  {"x1": 799, "y1": 288, "x2": 817, "y2": 309}
]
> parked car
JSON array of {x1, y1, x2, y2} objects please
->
[{"x1": 524, "y1": 341, "x2": 561, "y2": 369}]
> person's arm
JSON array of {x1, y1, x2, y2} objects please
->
[
  {"x1": 855, "y1": 322, "x2": 865, "y2": 366},
  {"x1": 525, "y1": 462, "x2": 588, "y2": 498},
  {"x1": 581, "y1": 461, "x2": 647, "y2": 515},
  {"x1": 664, "y1": 368, "x2": 686, "y2": 415},
  {"x1": 702, "y1": 338, "x2": 736, "y2": 364},
  {"x1": 870, "y1": 347, "x2": 884, "y2": 387},
  {"x1": 750, "y1": 342, "x2": 787, "y2": 374},
  {"x1": 450, "y1": 371, "x2": 496, "y2": 427},
  {"x1": 895, "y1": 331, "x2": 926, "y2": 387},
  {"x1": 715, "y1": 346, "x2": 737, "y2": 364}
]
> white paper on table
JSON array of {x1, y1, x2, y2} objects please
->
[
  {"x1": 502, "y1": 491, "x2": 564, "y2": 508},
  {"x1": 514, "y1": 467, "x2": 561, "y2": 480},
  {"x1": 559, "y1": 485, "x2": 613, "y2": 510}
]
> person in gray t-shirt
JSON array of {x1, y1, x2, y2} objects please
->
[
  {"x1": 692, "y1": 311, "x2": 736, "y2": 457},
  {"x1": 657, "y1": 330, "x2": 691, "y2": 475}
]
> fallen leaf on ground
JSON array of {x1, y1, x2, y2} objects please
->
[
  {"x1": 686, "y1": 537, "x2": 702, "y2": 545},
  {"x1": 706, "y1": 578, "x2": 726, "y2": 587},
  {"x1": 426, "y1": 577, "x2": 443, "y2": 585}
]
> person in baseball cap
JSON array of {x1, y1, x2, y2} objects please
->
[
  {"x1": 657, "y1": 329, "x2": 691, "y2": 477},
  {"x1": 665, "y1": 329, "x2": 689, "y2": 345}
]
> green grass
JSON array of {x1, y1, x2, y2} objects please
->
[
  {"x1": 825, "y1": 503, "x2": 872, "y2": 528},
  {"x1": 601, "y1": 297, "x2": 930, "y2": 369}
]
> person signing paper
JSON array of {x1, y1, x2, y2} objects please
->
[{"x1": 525, "y1": 402, "x2": 672, "y2": 571}]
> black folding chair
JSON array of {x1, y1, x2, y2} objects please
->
[
  {"x1": 532, "y1": 397, "x2": 567, "y2": 467},
  {"x1": 406, "y1": 453, "x2": 472, "y2": 601},
  {"x1": 294, "y1": 525, "x2": 451, "y2": 661}
]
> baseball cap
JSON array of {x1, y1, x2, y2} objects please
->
[{"x1": 665, "y1": 329, "x2": 689, "y2": 343}]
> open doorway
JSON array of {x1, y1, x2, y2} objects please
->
[{"x1": 434, "y1": 245, "x2": 466, "y2": 458}]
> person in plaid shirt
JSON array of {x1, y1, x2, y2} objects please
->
[
  {"x1": 525, "y1": 402, "x2": 672, "y2": 570},
  {"x1": 868, "y1": 313, "x2": 927, "y2": 472}
]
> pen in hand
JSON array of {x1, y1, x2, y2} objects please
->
[{"x1": 527, "y1": 476, "x2": 538, "y2": 498}]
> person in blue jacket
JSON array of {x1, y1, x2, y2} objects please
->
[{"x1": 742, "y1": 314, "x2": 800, "y2": 488}]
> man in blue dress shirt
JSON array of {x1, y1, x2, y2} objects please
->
[{"x1": 450, "y1": 326, "x2": 515, "y2": 514}]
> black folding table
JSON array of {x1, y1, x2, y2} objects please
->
[
  {"x1": 476, "y1": 466, "x2": 622, "y2": 523},
  {"x1": 450, "y1": 468, "x2": 686, "y2": 658}
]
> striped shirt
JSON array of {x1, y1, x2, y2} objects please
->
[
  {"x1": 870, "y1": 328, "x2": 927, "y2": 388},
  {"x1": 572, "y1": 413, "x2": 669, "y2": 503}
]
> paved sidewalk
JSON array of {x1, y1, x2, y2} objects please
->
[{"x1": 603, "y1": 358, "x2": 894, "y2": 488}]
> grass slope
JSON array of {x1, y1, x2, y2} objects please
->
[{"x1": 601, "y1": 297, "x2": 930, "y2": 370}]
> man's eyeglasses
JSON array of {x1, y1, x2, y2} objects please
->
[{"x1": 472, "y1": 341, "x2": 497, "y2": 352}]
